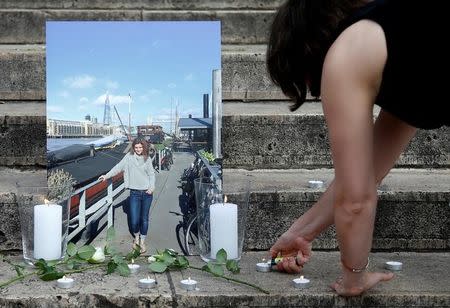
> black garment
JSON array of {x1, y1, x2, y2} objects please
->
[{"x1": 339, "y1": 0, "x2": 449, "y2": 129}]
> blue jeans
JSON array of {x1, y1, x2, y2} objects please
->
[{"x1": 129, "y1": 189, "x2": 153, "y2": 236}]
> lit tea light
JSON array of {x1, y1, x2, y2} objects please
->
[
  {"x1": 128, "y1": 259, "x2": 140, "y2": 274},
  {"x1": 56, "y1": 275, "x2": 74, "y2": 289},
  {"x1": 256, "y1": 258, "x2": 271, "y2": 272},
  {"x1": 138, "y1": 276, "x2": 156, "y2": 289},
  {"x1": 180, "y1": 277, "x2": 197, "y2": 291},
  {"x1": 308, "y1": 180, "x2": 324, "y2": 189},
  {"x1": 292, "y1": 275, "x2": 310, "y2": 289},
  {"x1": 385, "y1": 261, "x2": 403, "y2": 271}
]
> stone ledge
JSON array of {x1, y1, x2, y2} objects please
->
[
  {"x1": 0, "y1": 102, "x2": 46, "y2": 166},
  {"x1": 222, "y1": 102, "x2": 450, "y2": 169},
  {"x1": 0, "y1": 252, "x2": 449, "y2": 307},
  {"x1": 0, "y1": 1, "x2": 283, "y2": 10},
  {"x1": 0, "y1": 10, "x2": 274, "y2": 44},
  {"x1": 223, "y1": 168, "x2": 450, "y2": 250}
]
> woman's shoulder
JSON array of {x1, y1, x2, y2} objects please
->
[{"x1": 324, "y1": 20, "x2": 387, "y2": 85}]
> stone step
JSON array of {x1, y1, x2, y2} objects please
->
[
  {"x1": 0, "y1": 0, "x2": 283, "y2": 10},
  {"x1": 223, "y1": 168, "x2": 450, "y2": 251},
  {"x1": 0, "y1": 10, "x2": 275, "y2": 44},
  {"x1": 0, "y1": 167, "x2": 46, "y2": 251},
  {"x1": 222, "y1": 102, "x2": 450, "y2": 169},
  {"x1": 0, "y1": 102, "x2": 46, "y2": 166},
  {"x1": 0, "y1": 251, "x2": 449, "y2": 307}
]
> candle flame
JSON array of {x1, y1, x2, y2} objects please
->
[
  {"x1": 262, "y1": 258, "x2": 266, "y2": 262},
  {"x1": 300, "y1": 275, "x2": 304, "y2": 279},
  {"x1": 131, "y1": 259, "x2": 134, "y2": 264},
  {"x1": 62, "y1": 275, "x2": 66, "y2": 279},
  {"x1": 44, "y1": 199, "x2": 50, "y2": 205},
  {"x1": 224, "y1": 195, "x2": 228, "y2": 203},
  {"x1": 188, "y1": 277, "x2": 191, "y2": 282},
  {"x1": 147, "y1": 276, "x2": 150, "y2": 280}
]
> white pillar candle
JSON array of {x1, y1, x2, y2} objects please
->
[
  {"x1": 210, "y1": 202, "x2": 238, "y2": 260},
  {"x1": 33, "y1": 202, "x2": 62, "y2": 260}
]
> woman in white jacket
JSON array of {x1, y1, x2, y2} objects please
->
[{"x1": 99, "y1": 137, "x2": 156, "y2": 253}]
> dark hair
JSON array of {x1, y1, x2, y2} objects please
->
[
  {"x1": 130, "y1": 137, "x2": 149, "y2": 161},
  {"x1": 267, "y1": 0, "x2": 366, "y2": 111}
]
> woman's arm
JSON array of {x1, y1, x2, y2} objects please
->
[
  {"x1": 321, "y1": 20, "x2": 393, "y2": 295},
  {"x1": 146, "y1": 158, "x2": 156, "y2": 193},
  {"x1": 100, "y1": 153, "x2": 128, "y2": 181}
]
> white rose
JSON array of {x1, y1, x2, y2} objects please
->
[
  {"x1": 90, "y1": 247, "x2": 106, "y2": 263},
  {"x1": 148, "y1": 256, "x2": 156, "y2": 263}
]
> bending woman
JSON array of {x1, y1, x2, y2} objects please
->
[
  {"x1": 267, "y1": 0, "x2": 449, "y2": 296},
  {"x1": 99, "y1": 137, "x2": 156, "y2": 253}
]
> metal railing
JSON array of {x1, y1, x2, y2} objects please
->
[{"x1": 67, "y1": 178, "x2": 125, "y2": 241}]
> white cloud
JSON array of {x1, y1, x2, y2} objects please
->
[
  {"x1": 47, "y1": 105, "x2": 64, "y2": 113},
  {"x1": 80, "y1": 97, "x2": 88, "y2": 103},
  {"x1": 94, "y1": 93, "x2": 131, "y2": 106},
  {"x1": 63, "y1": 74, "x2": 96, "y2": 89},
  {"x1": 59, "y1": 91, "x2": 70, "y2": 98},
  {"x1": 184, "y1": 73, "x2": 194, "y2": 81},
  {"x1": 167, "y1": 83, "x2": 176, "y2": 89},
  {"x1": 106, "y1": 80, "x2": 119, "y2": 90},
  {"x1": 78, "y1": 105, "x2": 88, "y2": 111}
]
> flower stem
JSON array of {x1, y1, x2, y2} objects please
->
[
  {"x1": 0, "y1": 271, "x2": 39, "y2": 289},
  {"x1": 63, "y1": 264, "x2": 105, "y2": 275},
  {"x1": 189, "y1": 265, "x2": 270, "y2": 294}
]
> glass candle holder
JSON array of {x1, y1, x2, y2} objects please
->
[
  {"x1": 194, "y1": 177, "x2": 250, "y2": 262},
  {"x1": 16, "y1": 182, "x2": 73, "y2": 265}
]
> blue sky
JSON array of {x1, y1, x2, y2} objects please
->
[{"x1": 46, "y1": 21, "x2": 221, "y2": 133}]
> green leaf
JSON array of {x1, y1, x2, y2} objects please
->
[
  {"x1": 67, "y1": 242, "x2": 77, "y2": 257},
  {"x1": 77, "y1": 245, "x2": 96, "y2": 260},
  {"x1": 66, "y1": 260, "x2": 74, "y2": 270},
  {"x1": 117, "y1": 263, "x2": 131, "y2": 276},
  {"x1": 175, "y1": 256, "x2": 189, "y2": 268},
  {"x1": 165, "y1": 248, "x2": 177, "y2": 257},
  {"x1": 106, "y1": 227, "x2": 116, "y2": 243},
  {"x1": 161, "y1": 251, "x2": 175, "y2": 265},
  {"x1": 107, "y1": 260, "x2": 118, "y2": 274},
  {"x1": 125, "y1": 247, "x2": 141, "y2": 261},
  {"x1": 216, "y1": 249, "x2": 227, "y2": 264},
  {"x1": 202, "y1": 264, "x2": 209, "y2": 272},
  {"x1": 46, "y1": 260, "x2": 59, "y2": 267},
  {"x1": 34, "y1": 259, "x2": 48, "y2": 273},
  {"x1": 104, "y1": 245, "x2": 117, "y2": 256},
  {"x1": 149, "y1": 261, "x2": 168, "y2": 273},
  {"x1": 226, "y1": 260, "x2": 240, "y2": 274},
  {"x1": 112, "y1": 255, "x2": 124, "y2": 265},
  {"x1": 14, "y1": 265, "x2": 24, "y2": 277},
  {"x1": 39, "y1": 270, "x2": 64, "y2": 281},
  {"x1": 207, "y1": 263, "x2": 224, "y2": 277}
]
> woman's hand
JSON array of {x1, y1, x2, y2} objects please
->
[
  {"x1": 330, "y1": 271, "x2": 394, "y2": 296},
  {"x1": 270, "y1": 230, "x2": 312, "y2": 274},
  {"x1": 98, "y1": 175, "x2": 106, "y2": 182},
  {"x1": 146, "y1": 189, "x2": 153, "y2": 195}
]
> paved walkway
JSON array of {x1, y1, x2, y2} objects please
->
[{"x1": 91, "y1": 152, "x2": 196, "y2": 255}]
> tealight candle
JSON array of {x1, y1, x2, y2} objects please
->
[
  {"x1": 180, "y1": 277, "x2": 197, "y2": 291},
  {"x1": 308, "y1": 180, "x2": 324, "y2": 189},
  {"x1": 128, "y1": 259, "x2": 140, "y2": 274},
  {"x1": 138, "y1": 276, "x2": 156, "y2": 289},
  {"x1": 292, "y1": 275, "x2": 310, "y2": 289},
  {"x1": 56, "y1": 275, "x2": 74, "y2": 289},
  {"x1": 256, "y1": 258, "x2": 271, "y2": 272},
  {"x1": 385, "y1": 261, "x2": 403, "y2": 271}
]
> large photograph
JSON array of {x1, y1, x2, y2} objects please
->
[{"x1": 46, "y1": 21, "x2": 221, "y2": 255}]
